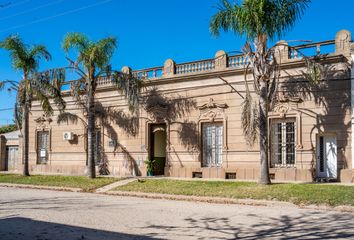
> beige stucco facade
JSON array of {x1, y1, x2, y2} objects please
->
[{"x1": 4, "y1": 30, "x2": 354, "y2": 182}]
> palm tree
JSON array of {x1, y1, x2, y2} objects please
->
[
  {"x1": 0, "y1": 35, "x2": 65, "y2": 176},
  {"x1": 210, "y1": 0, "x2": 310, "y2": 184},
  {"x1": 61, "y1": 33, "x2": 141, "y2": 178}
]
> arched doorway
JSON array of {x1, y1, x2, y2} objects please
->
[{"x1": 149, "y1": 124, "x2": 167, "y2": 175}]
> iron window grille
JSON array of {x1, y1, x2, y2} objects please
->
[
  {"x1": 37, "y1": 131, "x2": 49, "y2": 164},
  {"x1": 271, "y1": 118, "x2": 296, "y2": 167},
  {"x1": 202, "y1": 123, "x2": 223, "y2": 167}
]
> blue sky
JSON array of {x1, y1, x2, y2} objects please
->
[{"x1": 0, "y1": 0, "x2": 353, "y2": 125}]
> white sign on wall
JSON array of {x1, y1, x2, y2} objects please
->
[{"x1": 40, "y1": 149, "x2": 46, "y2": 157}]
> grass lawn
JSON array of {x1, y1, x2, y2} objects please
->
[
  {"x1": 115, "y1": 179, "x2": 354, "y2": 207},
  {"x1": 0, "y1": 174, "x2": 119, "y2": 192}
]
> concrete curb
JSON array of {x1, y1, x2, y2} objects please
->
[
  {"x1": 0, "y1": 183, "x2": 82, "y2": 192},
  {"x1": 104, "y1": 190, "x2": 354, "y2": 213}
]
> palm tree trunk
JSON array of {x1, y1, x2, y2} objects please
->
[
  {"x1": 87, "y1": 92, "x2": 96, "y2": 178},
  {"x1": 22, "y1": 101, "x2": 30, "y2": 176},
  {"x1": 259, "y1": 80, "x2": 270, "y2": 184}
]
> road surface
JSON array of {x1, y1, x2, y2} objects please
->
[{"x1": 0, "y1": 187, "x2": 353, "y2": 239}]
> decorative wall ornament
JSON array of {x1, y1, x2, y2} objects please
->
[
  {"x1": 272, "y1": 92, "x2": 302, "y2": 118},
  {"x1": 145, "y1": 104, "x2": 168, "y2": 122},
  {"x1": 273, "y1": 104, "x2": 289, "y2": 118},
  {"x1": 34, "y1": 115, "x2": 52, "y2": 130},
  {"x1": 198, "y1": 98, "x2": 228, "y2": 110},
  {"x1": 34, "y1": 116, "x2": 52, "y2": 124}
]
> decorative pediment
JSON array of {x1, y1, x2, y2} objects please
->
[
  {"x1": 34, "y1": 115, "x2": 52, "y2": 130},
  {"x1": 273, "y1": 104, "x2": 289, "y2": 118},
  {"x1": 272, "y1": 92, "x2": 302, "y2": 118},
  {"x1": 198, "y1": 98, "x2": 228, "y2": 123},
  {"x1": 200, "y1": 110, "x2": 225, "y2": 122},
  {"x1": 198, "y1": 98, "x2": 228, "y2": 110},
  {"x1": 145, "y1": 104, "x2": 168, "y2": 122}
]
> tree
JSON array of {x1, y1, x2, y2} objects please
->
[
  {"x1": 60, "y1": 33, "x2": 141, "y2": 178},
  {"x1": 0, "y1": 124, "x2": 17, "y2": 134},
  {"x1": 0, "y1": 35, "x2": 65, "y2": 176},
  {"x1": 210, "y1": 0, "x2": 310, "y2": 184}
]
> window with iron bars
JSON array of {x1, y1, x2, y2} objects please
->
[
  {"x1": 202, "y1": 123, "x2": 223, "y2": 167},
  {"x1": 37, "y1": 131, "x2": 49, "y2": 164},
  {"x1": 271, "y1": 118, "x2": 296, "y2": 167}
]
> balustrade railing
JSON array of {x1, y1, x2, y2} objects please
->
[
  {"x1": 59, "y1": 30, "x2": 350, "y2": 87},
  {"x1": 228, "y1": 54, "x2": 249, "y2": 68},
  {"x1": 132, "y1": 67, "x2": 163, "y2": 79},
  {"x1": 97, "y1": 76, "x2": 113, "y2": 86},
  {"x1": 289, "y1": 40, "x2": 335, "y2": 60},
  {"x1": 176, "y1": 59, "x2": 215, "y2": 75}
]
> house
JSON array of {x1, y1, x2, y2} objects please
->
[
  {"x1": 5, "y1": 30, "x2": 354, "y2": 182},
  {"x1": 0, "y1": 130, "x2": 20, "y2": 171}
]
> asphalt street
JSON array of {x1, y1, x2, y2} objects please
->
[{"x1": 0, "y1": 187, "x2": 354, "y2": 239}]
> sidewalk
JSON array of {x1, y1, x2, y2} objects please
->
[
  {"x1": 1, "y1": 176, "x2": 354, "y2": 213},
  {"x1": 95, "y1": 178, "x2": 137, "y2": 193},
  {"x1": 104, "y1": 189, "x2": 354, "y2": 213},
  {"x1": 132, "y1": 176, "x2": 354, "y2": 186}
]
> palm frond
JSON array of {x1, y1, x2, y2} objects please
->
[
  {"x1": 210, "y1": 0, "x2": 311, "y2": 40},
  {"x1": 62, "y1": 32, "x2": 90, "y2": 53},
  {"x1": 210, "y1": 0, "x2": 240, "y2": 36},
  {"x1": 32, "y1": 68, "x2": 66, "y2": 112},
  {"x1": 34, "y1": 90, "x2": 53, "y2": 116},
  {"x1": 241, "y1": 92, "x2": 259, "y2": 146},
  {"x1": 0, "y1": 80, "x2": 19, "y2": 91},
  {"x1": 0, "y1": 35, "x2": 28, "y2": 71},
  {"x1": 70, "y1": 78, "x2": 87, "y2": 111},
  {"x1": 29, "y1": 45, "x2": 51, "y2": 62},
  {"x1": 93, "y1": 37, "x2": 117, "y2": 69},
  {"x1": 112, "y1": 71, "x2": 142, "y2": 114}
]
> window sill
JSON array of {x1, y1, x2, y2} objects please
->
[{"x1": 271, "y1": 165, "x2": 296, "y2": 168}]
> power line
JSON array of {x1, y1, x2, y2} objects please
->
[
  {"x1": 0, "y1": 107, "x2": 14, "y2": 111},
  {"x1": 0, "y1": 0, "x2": 65, "y2": 21},
  {"x1": 0, "y1": 0, "x2": 112, "y2": 33}
]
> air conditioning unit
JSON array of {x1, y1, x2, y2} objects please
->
[{"x1": 63, "y1": 132, "x2": 74, "y2": 141}]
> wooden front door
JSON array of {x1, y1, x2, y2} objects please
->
[{"x1": 6, "y1": 146, "x2": 18, "y2": 170}]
